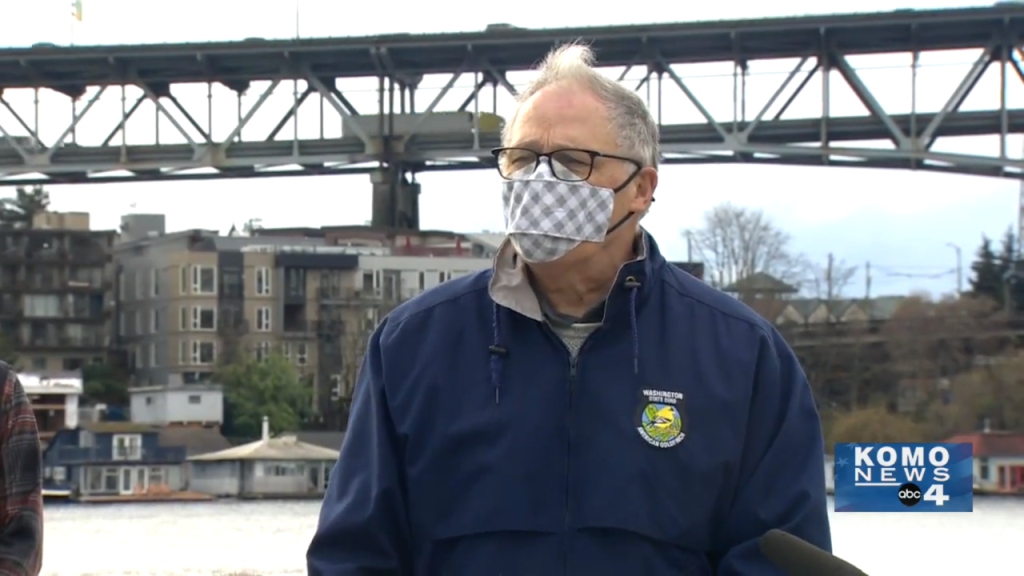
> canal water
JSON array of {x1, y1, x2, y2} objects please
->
[{"x1": 43, "y1": 497, "x2": 1024, "y2": 575}]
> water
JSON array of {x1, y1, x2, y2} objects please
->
[{"x1": 44, "y1": 497, "x2": 1024, "y2": 575}]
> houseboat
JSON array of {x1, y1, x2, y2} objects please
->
[
  {"x1": 188, "y1": 417, "x2": 338, "y2": 499},
  {"x1": 42, "y1": 422, "x2": 214, "y2": 502}
]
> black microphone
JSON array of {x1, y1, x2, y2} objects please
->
[{"x1": 758, "y1": 529, "x2": 869, "y2": 576}]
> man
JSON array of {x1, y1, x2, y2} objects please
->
[
  {"x1": 0, "y1": 363, "x2": 42, "y2": 576},
  {"x1": 308, "y1": 43, "x2": 830, "y2": 575}
]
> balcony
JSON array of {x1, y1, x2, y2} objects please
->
[
  {"x1": 281, "y1": 319, "x2": 315, "y2": 338},
  {"x1": 48, "y1": 445, "x2": 187, "y2": 464}
]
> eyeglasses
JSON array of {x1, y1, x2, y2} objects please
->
[{"x1": 491, "y1": 147, "x2": 642, "y2": 182}]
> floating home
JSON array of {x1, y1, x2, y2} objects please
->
[{"x1": 188, "y1": 417, "x2": 339, "y2": 499}]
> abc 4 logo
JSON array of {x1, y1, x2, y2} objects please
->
[{"x1": 898, "y1": 483, "x2": 923, "y2": 507}]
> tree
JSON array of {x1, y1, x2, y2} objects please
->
[
  {"x1": 82, "y1": 363, "x2": 130, "y2": 406},
  {"x1": 0, "y1": 185, "x2": 50, "y2": 228},
  {"x1": 924, "y1": 351, "x2": 1024, "y2": 438},
  {"x1": 805, "y1": 253, "x2": 859, "y2": 300},
  {"x1": 216, "y1": 353, "x2": 312, "y2": 439},
  {"x1": 969, "y1": 235, "x2": 1002, "y2": 303},
  {"x1": 996, "y1": 227, "x2": 1023, "y2": 313},
  {"x1": 682, "y1": 202, "x2": 805, "y2": 288},
  {"x1": 827, "y1": 406, "x2": 928, "y2": 450}
]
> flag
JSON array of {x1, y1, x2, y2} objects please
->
[{"x1": 71, "y1": 0, "x2": 83, "y2": 22}]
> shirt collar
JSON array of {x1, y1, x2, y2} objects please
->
[{"x1": 488, "y1": 231, "x2": 649, "y2": 323}]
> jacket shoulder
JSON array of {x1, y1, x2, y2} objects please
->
[
  {"x1": 660, "y1": 265, "x2": 778, "y2": 337},
  {"x1": 382, "y1": 270, "x2": 492, "y2": 336}
]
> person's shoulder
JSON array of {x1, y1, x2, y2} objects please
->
[
  {"x1": 381, "y1": 269, "x2": 492, "y2": 335},
  {"x1": 659, "y1": 264, "x2": 777, "y2": 339}
]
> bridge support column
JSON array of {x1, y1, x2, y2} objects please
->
[{"x1": 370, "y1": 167, "x2": 420, "y2": 230}]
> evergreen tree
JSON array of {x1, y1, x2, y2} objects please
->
[
  {"x1": 998, "y1": 227, "x2": 1024, "y2": 313},
  {"x1": 969, "y1": 235, "x2": 1002, "y2": 303},
  {"x1": 0, "y1": 185, "x2": 50, "y2": 228}
]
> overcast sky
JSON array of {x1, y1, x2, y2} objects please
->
[{"x1": 0, "y1": 0, "x2": 1017, "y2": 298}]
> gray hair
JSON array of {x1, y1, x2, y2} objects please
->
[{"x1": 502, "y1": 42, "x2": 661, "y2": 168}]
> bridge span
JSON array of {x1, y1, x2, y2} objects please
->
[{"x1": 2, "y1": 5, "x2": 1024, "y2": 228}]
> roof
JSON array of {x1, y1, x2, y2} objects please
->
[
  {"x1": 943, "y1": 431, "x2": 1024, "y2": 457},
  {"x1": 187, "y1": 435, "x2": 339, "y2": 462},
  {"x1": 281, "y1": 431, "x2": 346, "y2": 451},
  {"x1": 81, "y1": 422, "x2": 157, "y2": 434},
  {"x1": 722, "y1": 272, "x2": 798, "y2": 294},
  {"x1": 157, "y1": 427, "x2": 232, "y2": 457}
]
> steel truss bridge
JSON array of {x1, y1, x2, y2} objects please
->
[{"x1": 3, "y1": 5, "x2": 1024, "y2": 226}]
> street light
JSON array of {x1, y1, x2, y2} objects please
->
[{"x1": 946, "y1": 242, "x2": 962, "y2": 297}]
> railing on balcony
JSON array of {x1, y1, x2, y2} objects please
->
[
  {"x1": 282, "y1": 319, "x2": 314, "y2": 336},
  {"x1": 49, "y1": 445, "x2": 187, "y2": 464}
]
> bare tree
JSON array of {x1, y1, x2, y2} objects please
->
[
  {"x1": 682, "y1": 202, "x2": 804, "y2": 288},
  {"x1": 804, "y1": 253, "x2": 859, "y2": 300}
]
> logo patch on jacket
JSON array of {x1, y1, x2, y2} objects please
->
[{"x1": 636, "y1": 389, "x2": 686, "y2": 448}]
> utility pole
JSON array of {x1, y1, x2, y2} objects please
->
[
  {"x1": 864, "y1": 261, "x2": 872, "y2": 300},
  {"x1": 946, "y1": 242, "x2": 963, "y2": 297},
  {"x1": 825, "y1": 253, "x2": 834, "y2": 301}
]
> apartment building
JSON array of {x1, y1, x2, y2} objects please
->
[
  {"x1": 0, "y1": 211, "x2": 115, "y2": 372},
  {"x1": 115, "y1": 216, "x2": 493, "y2": 428}
]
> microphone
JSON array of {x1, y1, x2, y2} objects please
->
[{"x1": 758, "y1": 529, "x2": 869, "y2": 576}]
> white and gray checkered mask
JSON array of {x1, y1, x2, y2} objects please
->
[{"x1": 501, "y1": 161, "x2": 616, "y2": 263}]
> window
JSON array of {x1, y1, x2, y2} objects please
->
[
  {"x1": 255, "y1": 341, "x2": 271, "y2": 362},
  {"x1": 179, "y1": 266, "x2": 188, "y2": 295},
  {"x1": 281, "y1": 342, "x2": 292, "y2": 360},
  {"x1": 192, "y1": 306, "x2": 216, "y2": 330},
  {"x1": 296, "y1": 343, "x2": 308, "y2": 366},
  {"x1": 150, "y1": 309, "x2": 161, "y2": 333},
  {"x1": 255, "y1": 267, "x2": 271, "y2": 296},
  {"x1": 22, "y1": 295, "x2": 60, "y2": 318},
  {"x1": 179, "y1": 306, "x2": 187, "y2": 331},
  {"x1": 151, "y1": 269, "x2": 160, "y2": 297},
  {"x1": 134, "y1": 272, "x2": 143, "y2": 299},
  {"x1": 178, "y1": 340, "x2": 188, "y2": 365},
  {"x1": 134, "y1": 312, "x2": 141, "y2": 336},
  {"x1": 118, "y1": 273, "x2": 126, "y2": 299},
  {"x1": 191, "y1": 341, "x2": 216, "y2": 365},
  {"x1": 191, "y1": 265, "x2": 216, "y2": 295},
  {"x1": 112, "y1": 434, "x2": 142, "y2": 460},
  {"x1": 188, "y1": 395, "x2": 201, "y2": 404},
  {"x1": 118, "y1": 311, "x2": 125, "y2": 335},
  {"x1": 149, "y1": 342, "x2": 158, "y2": 368},
  {"x1": 256, "y1": 307, "x2": 271, "y2": 331},
  {"x1": 980, "y1": 458, "x2": 990, "y2": 480}
]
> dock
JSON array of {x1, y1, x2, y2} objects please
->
[{"x1": 75, "y1": 491, "x2": 215, "y2": 504}]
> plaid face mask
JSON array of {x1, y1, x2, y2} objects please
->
[{"x1": 501, "y1": 161, "x2": 616, "y2": 263}]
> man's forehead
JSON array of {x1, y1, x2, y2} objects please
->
[{"x1": 506, "y1": 85, "x2": 612, "y2": 149}]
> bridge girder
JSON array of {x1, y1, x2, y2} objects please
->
[{"x1": 2, "y1": 6, "x2": 1024, "y2": 185}]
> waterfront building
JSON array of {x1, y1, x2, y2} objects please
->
[
  {"x1": 20, "y1": 371, "x2": 81, "y2": 443},
  {"x1": 114, "y1": 215, "x2": 493, "y2": 428},
  {"x1": 188, "y1": 417, "x2": 338, "y2": 498},
  {"x1": 944, "y1": 430, "x2": 1024, "y2": 493},
  {"x1": 0, "y1": 210, "x2": 115, "y2": 372},
  {"x1": 42, "y1": 421, "x2": 231, "y2": 501}
]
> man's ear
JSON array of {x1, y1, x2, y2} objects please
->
[{"x1": 630, "y1": 168, "x2": 658, "y2": 213}]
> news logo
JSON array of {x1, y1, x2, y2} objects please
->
[{"x1": 833, "y1": 443, "x2": 973, "y2": 512}]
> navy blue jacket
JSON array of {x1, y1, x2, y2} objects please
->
[{"x1": 308, "y1": 235, "x2": 831, "y2": 575}]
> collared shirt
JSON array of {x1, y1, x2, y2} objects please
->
[
  {"x1": 0, "y1": 364, "x2": 42, "y2": 576},
  {"x1": 488, "y1": 232, "x2": 648, "y2": 357}
]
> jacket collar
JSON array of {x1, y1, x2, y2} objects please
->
[{"x1": 488, "y1": 229, "x2": 664, "y2": 324}]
